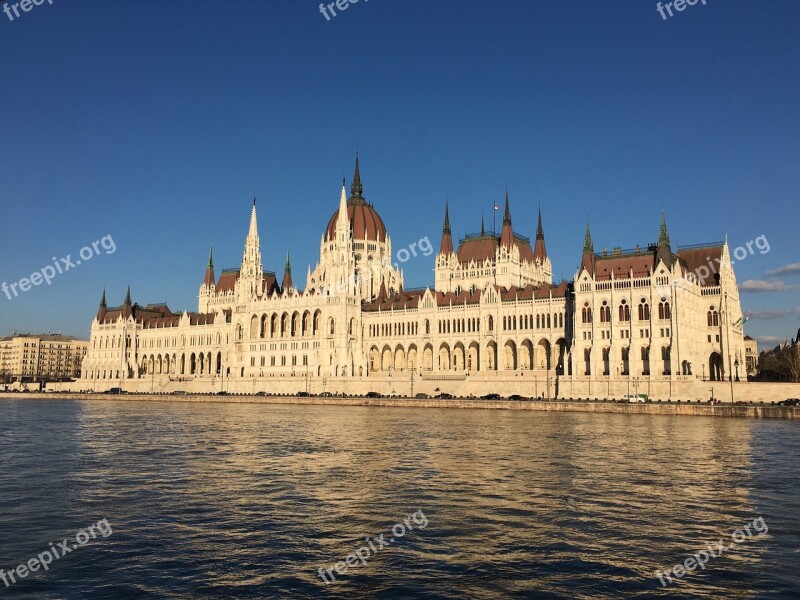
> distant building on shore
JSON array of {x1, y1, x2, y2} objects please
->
[
  {"x1": 756, "y1": 329, "x2": 800, "y2": 383},
  {"x1": 68, "y1": 154, "x2": 748, "y2": 399},
  {"x1": 0, "y1": 333, "x2": 88, "y2": 384}
]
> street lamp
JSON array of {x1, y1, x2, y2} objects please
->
[
  {"x1": 702, "y1": 364, "x2": 706, "y2": 382},
  {"x1": 734, "y1": 358, "x2": 740, "y2": 382}
]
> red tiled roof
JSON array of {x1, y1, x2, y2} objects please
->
[
  {"x1": 675, "y1": 245, "x2": 724, "y2": 286},
  {"x1": 455, "y1": 234, "x2": 535, "y2": 265},
  {"x1": 593, "y1": 253, "x2": 655, "y2": 280},
  {"x1": 216, "y1": 270, "x2": 239, "y2": 292},
  {"x1": 326, "y1": 201, "x2": 387, "y2": 242}
]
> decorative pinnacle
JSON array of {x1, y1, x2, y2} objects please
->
[
  {"x1": 536, "y1": 205, "x2": 544, "y2": 240},
  {"x1": 658, "y1": 211, "x2": 671, "y2": 247},
  {"x1": 583, "y1": 220, "x2": 593, "y2": 254}
]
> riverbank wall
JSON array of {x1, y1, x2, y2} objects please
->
[{"x1": 3, "y1": 393, "x2": 798, "y2": 419}]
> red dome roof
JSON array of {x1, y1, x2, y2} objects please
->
[
  {"x1": 326, "y1": 153, "x2": 387, "y2": 242},
  {"x1": 326, "y1": 200, "x2": 387, "y2": 242}
]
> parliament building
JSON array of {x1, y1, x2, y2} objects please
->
[{"x1": 68, "y1": 155, "x2": 747, "y2": 399}]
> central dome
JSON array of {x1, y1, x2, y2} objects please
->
[{"x1": 325, "y1": 155, "x2": 387, "y2": 242}]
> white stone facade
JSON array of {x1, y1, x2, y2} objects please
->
[{"x1": 69, "y1": 160, "x2": 747, "y2": 400}]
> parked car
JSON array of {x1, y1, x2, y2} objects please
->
[
  {"x1": 509, "y1": 394, "x2": 525, "y2": 401},
  {"x1": 481, "y1": 393, "x2": 501, "y2": 400},
  {"x1": 623, "y1": 394, "x2": 647, "y2": 403},
  {"x1": 437, "y1": 392, "x2": 454, "y2": 399},
  {"x1": 366, "y1": 391, "x2": 381, "y2": 398},
  {"x1": 414, "y1": 392, "x2": 431, "y2": 399},
  {"x1": 297, "y1": 391, "x2": 310, "y2": 397},
  {"x1": 320, "y1": 391, "x2": 333, "y2": 397},
  {"x1": 778, "y1": 398, "x2": 799, "y2": 406}
]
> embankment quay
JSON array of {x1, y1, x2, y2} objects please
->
[{"x1": 2, "y1": 393, "x2": 798, "y2": 419}]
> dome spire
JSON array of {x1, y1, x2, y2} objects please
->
[{"x1": 350, "y1": 150, "x2": 365, "y2": 204}]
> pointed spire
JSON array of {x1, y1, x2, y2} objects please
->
[
  {"x1": 282, "y1": 251, "x2": 293, "y2": 291},
  {"x1": 247, "y1": 199, "x2": 259, "y2": 239},
  {"x1": 536, "y1": 206, "x2": 544, "y2": 239},
  {"x1": 121, "y1": 286, "x2": 133, "y2": 319},
  {"x1": 350, "y1": 151, "x2": 364, "y2": 203},
  {"x1": 481, "y1": 212, "x2": 485, "y2": 236},
  {"x1": 97, "y1": 288, "x2": 107, "y2": 321},
  {"x1": 583, "y1": 220, "x2": 594, "y2": 254},
  {"x1": 240, "y1": 199, "x2": 264, "y2": 292},
  {"x1": 440, "y1": 201, "x2": 453, "y2": 255},
  {"x1": 656, "y1": 211, "x2": 672, "y2": 267},
  {"x1": 658, "y1": 211, "x2": 671, "y2": 247},
  {"x1": 203, "y1": 243, "x2": 216, "y2": 289},
  {"x1": 500, "y1": 189, "x2": 514, "y2": 248},
  {"x1": 533, "y1": 206, "x2": 547, "y2": 261},
  {"x1": 581, "y1": 220, "x2": 595, "y2": 275}
]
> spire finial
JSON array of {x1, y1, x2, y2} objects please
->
[
  {"x1": 583, "y1": 219, "x2": 594, "y2": 254},
  {"x1": 100, "y1": 288, "x2": 106, "y2": 307},
  {"x1": 536, "y1": 205, "x2": 544, "y2": 240},
  {"x1": 285, "y1": 251, "x2": 291, "y2": 273},
  {"x1": 481, "y1": 212, "x2": 485, "y2": 236},
  {"x1": 124, "y1": 285, "x2": 131, "y2": 305},
  {"x1": 208, "y1": 243, "x2": 214, "y2": 267},
  {"x1": 350, "y1": 150, "x2": 364, "y2": 202},
  {"x1": 443, "y1": 200, "x2": 451, "y2": 233},
  {"x1": 658, "y1": 210, "x2": 671, "y2": 247},
  {"x1": 253, "y1": 196, "x2": 256, "y2": 206},
  {"x1": 503, "y1": 188, "x2": 511, "y2": 225}
]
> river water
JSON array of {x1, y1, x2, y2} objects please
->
[{"x1": 0, "y1": 399, "x2": 798, "y2": 598}]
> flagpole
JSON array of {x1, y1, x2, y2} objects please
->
[{"x1": 493, "y1": 201, "x2": 496, "y2": 235}]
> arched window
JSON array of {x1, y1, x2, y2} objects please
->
[
  {"x1": 582, "y1": 303, "x2": 592, "y2": 324},
  {"x1": 488, "y1": 315, "x2": 494, "y2": 331},
  {"x1": 618, "y1": 299, "x2": 630, "y2": 322},
  {"x1": 658, "y1": 300, "x2": 671, "y2": 320},
  {"x1": 638, "y1": 299, "x2": 650, "y2": 321},
  {"x1": 584, "y1": 348, "x2": 591, "y2": 376},
  {"x1": 707, "y1": 306, "x2": 719, "y2": 327},
  {"x1": 600, "y1": 301, "x2": 611, "y2": 323}
]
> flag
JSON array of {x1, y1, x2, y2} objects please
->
[{"x1": 493, "y1": 203, "x2": 500, "y2": 211}]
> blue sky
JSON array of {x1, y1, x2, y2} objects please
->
[{"x1": 1, "y1": 0, "x2": 798, "y2": 346}]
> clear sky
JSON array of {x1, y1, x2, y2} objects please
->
[{"x1": 1, "y1": 0, "x2": 798, "y2": 347}]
